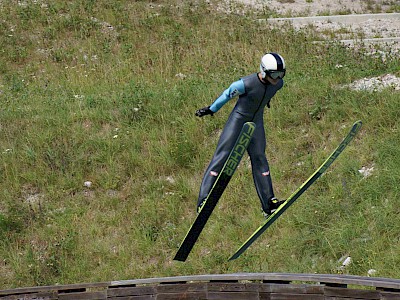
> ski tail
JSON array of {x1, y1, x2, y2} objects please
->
[
  {"x1": 174, "y1": 122, "x2": 256, "y2": 262},
  {"x1": 229, "y1": 120, "x2": 362, "y2": 261}
]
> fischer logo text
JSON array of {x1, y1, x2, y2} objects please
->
[{"x1": 224, "y1": 125, "x2": 255, "y2": 176}]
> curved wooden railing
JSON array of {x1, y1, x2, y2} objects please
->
[{"x1": 1, "y1": 273, "x2": 400, "y2": 299}]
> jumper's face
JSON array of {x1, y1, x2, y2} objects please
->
[{"x1": 266, "y1": 76, "x2": 280, "y2": 85}]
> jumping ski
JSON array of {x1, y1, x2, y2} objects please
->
[
  {"x1": 174, "y1": 122, "x2": 256, "y2": 262},
  {"x1": 229, "y1": 120, "x2": 362, "y2": 261}
]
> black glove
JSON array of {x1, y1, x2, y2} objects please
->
[{"x1": 195, "y1": 106, "x2": 214, "y2": 117}]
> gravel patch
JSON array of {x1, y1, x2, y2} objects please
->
[
  {"x1": 342, "y1": 74, "x2": 400, "y2": 92},
  {"x1": 234, "y1": 0, "x2": 395, "y2": 16},
  {"x1": 278, "y1": 16, "x2": 400, "y2": 40}
]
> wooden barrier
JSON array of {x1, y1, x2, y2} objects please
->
[{"x1": 1, "y1": 273, "x2": 400, "y2": 300}]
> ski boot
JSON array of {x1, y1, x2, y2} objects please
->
[
  {"x1": 197, "y1": 198, "x2": 206, "y2": 214},
  {"x1": 262, "y1": 197, "x2": 286, "y2": 218}
]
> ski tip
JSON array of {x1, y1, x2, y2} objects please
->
[
  {"x1": 353, "y1": 120, "x2": 362, "y2": 128},
  {"x1": 351, "y1": 120, "x2": 363, "y2": 134}
]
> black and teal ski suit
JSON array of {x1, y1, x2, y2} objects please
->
[{"x1": 197, "y1": 73, "x2": 284, "y2": 213}]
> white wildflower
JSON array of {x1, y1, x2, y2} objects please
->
[
  {"x1": 165, "y1": 176, "x2": 176, "y2": 184},
  {"x1": 175, "y1": 73, "x2": 187, "y2": 79},
  {"x1": 358, "y1": 165, "x2": 374, "y2": 178},
  {"x1": 25, "y1": 193, "x2": 42, "y2": 205},
  {"x1": 84, "y1": 181, "x2": 92, "y2": 188}
]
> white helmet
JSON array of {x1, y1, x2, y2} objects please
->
[{"x1": 260, "y1": 52, "x2": 286, "y2": 79}]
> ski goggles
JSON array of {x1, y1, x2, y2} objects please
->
[{"x1": 266, "y1": 69, "x2": 286, "y2": 79}]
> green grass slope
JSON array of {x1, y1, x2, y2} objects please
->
[{"x1": 0, "y1": 0, "x2": 399, "y2": 289}]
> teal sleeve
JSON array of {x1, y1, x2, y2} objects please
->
[{"x1": 209, "y1": 79, "x2": 245, "y2": 113}]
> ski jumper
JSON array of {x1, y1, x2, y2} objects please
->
[{"x1": 197, "y1": 73, "x2": 284, "y2": 212}]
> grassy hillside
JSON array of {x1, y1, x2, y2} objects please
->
[{"x1": 0, "y1": 0, "x2": 399, "y2": 289}]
